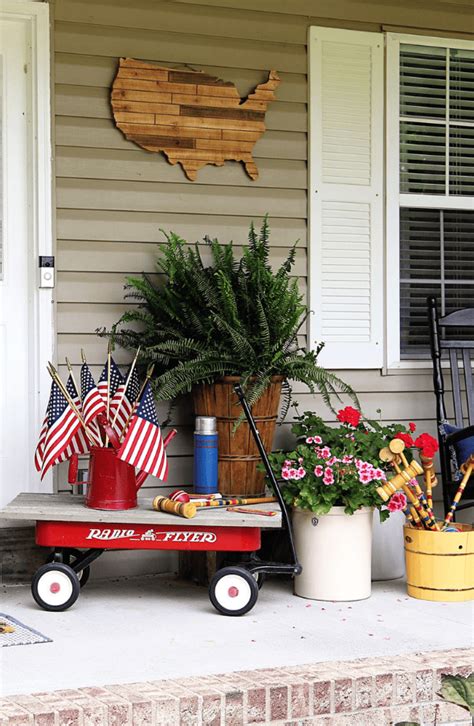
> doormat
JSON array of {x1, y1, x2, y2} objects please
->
[{"x1": 0, "y1": 613, "x2": 52, "y2": 647}]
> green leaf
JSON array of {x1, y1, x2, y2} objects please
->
[{"x1": 438, "y1": 674, "x2": 474, "y2": 714}]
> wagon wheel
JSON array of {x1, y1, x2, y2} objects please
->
[
  {"x1": 46, "y1": 549, "x2": 90, "y2": 588},
  {"x1": 251, "y1": 571, "x2": 266, "y2": 589},
  {"x1": 31, "y1": 563, "x2": 80, "y2": 612},
  {"x1": 209, "y1": 566, "x2": 259, "y2": 616}
]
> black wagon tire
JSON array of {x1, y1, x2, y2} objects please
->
[
  {"x1": 46, "y1": 549, "x2": 90, "y2": 588},
  {"x1": 252, "y1": 571, "x2": 266, "y2": 589},
  {"x1": 209, "y1": 566, "x2": 259, "y2": 616},
  {"x1": 32, "y1": 563, "x2": 81, "y2": 612}
]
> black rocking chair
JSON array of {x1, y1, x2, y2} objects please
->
[{"x1": 427, "y1": 296, "x2": 474, "y2": 518}]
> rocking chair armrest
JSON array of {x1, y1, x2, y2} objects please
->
[{"x1": 444, "y1": 424, "x2": 474, "y2": 446}]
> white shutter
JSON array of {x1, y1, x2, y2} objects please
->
[{"x1": 308, "y1": 27, "x2": 384, "y2": 369}]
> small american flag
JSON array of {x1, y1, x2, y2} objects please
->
[
  {"x1": 81, "y1": 363, "x2": 106, "y2": 425},
  {"x1": 98, "y1": 357, "x2": 124, "y2": 408},
  {"x1": 110, "y1": 367, "x2": 141, "y2": 436},
  {"x1": 39, "y1": 376, "x2": 89, "y2": 479},
  {"x1": 34, "y1": 412, "x2": 49, "y2": 473},
  {"x1": 117, "y1": 382, "x2": 168, "y2": 481}
]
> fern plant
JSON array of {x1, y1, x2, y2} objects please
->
[{"x1": 101, "y1": 217, "x2": 357, "y2": 418}]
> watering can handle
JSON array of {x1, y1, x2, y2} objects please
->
[
  {"x1": 135, "y1": 428, "x2": 178, "y2": 490},
  {"x1": 97, "y1": 414, "x2": 121, "y2": 450},
  {"x1": 68, "y1": 454, "x2": 79, "y2": 484}
]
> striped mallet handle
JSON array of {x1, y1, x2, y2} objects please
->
[
  {"x1": 408, "y1": 505, "x2": 423, "y2": 529},
  {"x1": 443, "y1": 455, "x2": 474, "y2": 527},
  {"x1": 194, "y1": 497, "x2": 277, "y2": 509},
  {"x1": 420, "y1": 454, "x2": 437, "y2": 510}
]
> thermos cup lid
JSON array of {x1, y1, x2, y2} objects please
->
[{"x1": 195, "y1": 416, "x2": 217, "y2": 434}]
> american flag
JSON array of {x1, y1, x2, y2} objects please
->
[
  {"x1": 110, "y1": 367, "x2": 141, "y2": 436},
  {"x1": 98, "y1": 357, "x2": 124, "y2": 408},
  {"x1": 117, "y1": 382, "x2": 168, "y2": 481},
  {"x1": 34, "y1": 412, "x2": 49, "y2": 473},
  {"x1": 39, "y1": 376, "x2": 89, "y2": 479},
  {"x1": 81, "y1": 363, "x2": 106, "y2": 425}
]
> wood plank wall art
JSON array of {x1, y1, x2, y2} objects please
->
[{"x1": 111, "y1": 58, "x2": 280, "y2": 181}]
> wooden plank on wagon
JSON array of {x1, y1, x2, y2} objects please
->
[{"x1": 0, "y1": 493, "x2": 282, "y2": 528}]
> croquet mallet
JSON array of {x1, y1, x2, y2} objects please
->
[
  {"x1": 388, "y1": 439, "x2": 440, "y2": 530},
  {"x1": 443, "y1": 453, "x2": 474, "y2": 528},
  {"x1": 377, "y1": 445, "x2": 438, "y2": 531}
]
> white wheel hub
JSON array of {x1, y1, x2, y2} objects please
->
[
  {"x1": 214, "y1": 574, "x2": 252, "y2": 611},
  {"x1": 37, "y1": 569, "x2": 73, "y2": 606}
]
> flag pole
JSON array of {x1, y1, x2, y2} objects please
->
[
  {"x1": 111, "y1": 346, "x2": 141, "y2": 430},
  {"x1": 105, "y1": 341, "x2": 112, "y2": 447},
  {"x1": 69, "y1": 356, "x2": 103, "y2": 447},
  {"x1": 120, "y1": 363, "x2": 154, "y2": 441},
  {"x1": 65, "y1": 357, "x2": 81, "y2": 403},
  {"x1": 47, "y1": 363, "x2": 96, "y2": 446}
]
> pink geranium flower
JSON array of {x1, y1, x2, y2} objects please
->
[
  {"x1": 313, "y1": 435, "x2": 323, "y2": 444},
  {"x1": 281, "y1": 468, "x2": 290, "y2": 479},
  {"x1": 320, "y1": 447, "x2": 331, "y2": 460},
  {"x1": 297, "y1": 467, "x2": 306, "y2": 478},
  {"x1": 387, "y1": 492, "x2": 407, "y2": 512},
  {"x1": 306, "y1": 437, "x2": 314, "y2": 444},
  {"x1": 314, "y1": 465, "x2": 324, "y2": 477},
  {"x1": 359, "y1": 472, "x2": 371, "y2": 484}
]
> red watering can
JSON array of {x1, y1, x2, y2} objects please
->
[{"x1": 68, "y1": 427, "x2": 177, "y2": 510}]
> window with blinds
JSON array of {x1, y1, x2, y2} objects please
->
[
  {"x1": 400, "y1": 208, "x2": 474, "y2": 355},
  {"x1": 398, "y1": 41, "x2": 474, "y2": 358}
]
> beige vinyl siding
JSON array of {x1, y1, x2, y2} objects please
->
[{"x1": 53, "y1": 0, "x2": 472, "y2": 498}]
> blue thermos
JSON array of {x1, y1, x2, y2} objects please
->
[{"x1": 194, "y1": 416, "x2": 218, "y2": 494}]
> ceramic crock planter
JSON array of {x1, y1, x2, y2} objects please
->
[
  {"x1": 293, "y1": 506, "x2": 374, "y2": 601},
  {"x1": 371, "y1": 508, "x2": 406, "y2": 581}
]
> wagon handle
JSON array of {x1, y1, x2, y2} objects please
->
[{"x1": 233, "y1": 384, "x2": 301, "y2": 573}]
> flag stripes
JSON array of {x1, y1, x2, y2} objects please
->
[{"x1": 118, "y1": 383, "x2": 168, "y2": 481}]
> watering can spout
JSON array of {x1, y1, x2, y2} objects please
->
[{"x1": 135, "y1": 428, "x2": 178, "y2": 491}]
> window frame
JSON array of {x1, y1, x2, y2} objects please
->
[{"x1": 386, "y1": 32, "x2": 474, "y2": 370}]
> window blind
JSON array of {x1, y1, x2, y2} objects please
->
[
  {"x1": 400, "y1": 44, "x2": 474, "y2": 197},
  {"x1": 400, "y1": 208, "x2": 474, "y2": 357}
]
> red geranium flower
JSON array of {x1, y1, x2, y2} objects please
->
[
  {"x1": 414, "y1": 433, "x2": 438, "y2": 458},
  {"x1": 409, "y1": 422, "x2": 416, "y2": 433},
  {"x1": 394, "y1": 432, "x2": 414, "y2": 448},
  {"x1": 336, "y1": 406, "x2": 361, "y2": 427}
]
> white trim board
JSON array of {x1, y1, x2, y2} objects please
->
[{"x1": 0, "y1": 2, "x2": 54, "y2": 495}]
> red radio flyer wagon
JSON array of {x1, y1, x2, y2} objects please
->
[{"x1": 0, "y1": 385, "x2": 301, "y2": 615}]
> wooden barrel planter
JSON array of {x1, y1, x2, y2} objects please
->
[
  {"x1": 192, "y1": 376, "x2": 283, "y2": 497},
  {"x1": 404, "y1": 523, "x2": 474, "y2": 602}
]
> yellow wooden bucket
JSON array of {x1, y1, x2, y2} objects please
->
[{"x1": 404, "y1": 524, "x2": 474, "y2": 601}]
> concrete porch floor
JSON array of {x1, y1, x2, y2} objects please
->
[{"x1": 0, "y1": 573, "x2": 472, "y2": 698}]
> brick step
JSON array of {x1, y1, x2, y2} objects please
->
[{"x1": 1, "y1": 648, "x2": 471, "y2": 725}]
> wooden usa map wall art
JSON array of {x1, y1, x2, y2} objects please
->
[{"x1": 111, "y1": 58, "x2": 280, "y2": 181}]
